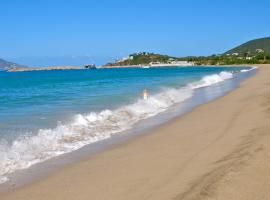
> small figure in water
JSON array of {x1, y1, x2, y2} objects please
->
[{"x1": 143, "y1": 88, "x2": 149, "y2": 100}]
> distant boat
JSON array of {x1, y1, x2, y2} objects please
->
[
  {"x1": 84, "y1": 64, "x2": 96, "y2": 69},
  {"x1": 142, "y1": 66, "x2": 150, "y2": 68}
]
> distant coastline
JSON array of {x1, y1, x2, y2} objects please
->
[
  {"x1": 7, "y1": 66, "x2": 83, "y2": 72},
  {"x1": 102, "y1": 63, "x2": 194, "y2": 69},
  {"x1": 7, "y1": 64, "x2": 250, "y2": 71},
  {"x1": 3, "y1": 37, "x2": 270, "y2": 72}
]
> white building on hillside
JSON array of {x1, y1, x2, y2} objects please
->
[{"x1": 256, "y1": 49, "x2": 264, "y2": 53}]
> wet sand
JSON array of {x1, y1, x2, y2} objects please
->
[{"x1": 2, "y1": 65, "x2": 270, "y2": 200}]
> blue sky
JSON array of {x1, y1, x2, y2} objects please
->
[{"x1": 0, "y1": 0, "x2": 270, "y2": 66}]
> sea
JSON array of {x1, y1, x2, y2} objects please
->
[{"x1": 0, "y1": 66, "x2": 256, "y2": 184}]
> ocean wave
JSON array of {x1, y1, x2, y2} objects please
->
[
  {"x1": 188, "y1": 71, "x2": 233, "y2": 89},
  {"x1": 0, "y1": 71, "x2": 235, "y2": 183},
  {"x1": 240, "y1": 66, "x2": 257, "y2": 73}
]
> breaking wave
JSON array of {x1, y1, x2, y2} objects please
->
[
  {"x1": 240, "y1": 66, "x2": 257, "y2": 73},
  {"x1": 0, "y1": 71, "x2": 236, "y2": 183}
]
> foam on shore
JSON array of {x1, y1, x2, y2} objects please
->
[{"x1": 240, "y1": 66, "x2": 257, "y2": 72}]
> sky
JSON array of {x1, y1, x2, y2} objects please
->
[{"x1": 0, "y1": 0, "x2": 270, "y2": 66}]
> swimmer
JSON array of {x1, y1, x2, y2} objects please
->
[{"x1": 143, "y1": 88, "x2": 149, "y2": 100}]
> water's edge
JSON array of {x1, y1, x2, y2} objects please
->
[{"x1": 0, "y1": 67, "x2": 257, "y2": 192}]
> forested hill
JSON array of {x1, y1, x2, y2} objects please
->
[
  {"x1": 105, "y1": 52, "x2": 177, "y2": 66},
  {"x1": 225, "y1": 37, "x2": 270, "y2": 56}
]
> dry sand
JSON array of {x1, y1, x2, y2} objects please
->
[{"x1": 2, "y1": 65, "x2": 270, "y2": 200}]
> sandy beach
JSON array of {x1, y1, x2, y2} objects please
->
[{"x1": 2, "y1": 65, "x2": 270, "y2": 200}]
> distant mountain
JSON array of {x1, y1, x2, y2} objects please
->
[
  {"x1": 225, "y1": 37, "x2": 270, "y2": 56},
  {"x1": 0, "y1": 58, "x2": 26, "y2": 71}
]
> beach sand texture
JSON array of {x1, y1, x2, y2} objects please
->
[{"x1": 2, "y1": 65, "x2": 270, "y2": 200}]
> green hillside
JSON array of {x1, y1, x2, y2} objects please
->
[
  {"x1": 225, "y1": 37, "x2": 270, "y2": 56},
  {"x1": 105, "y1": 37, "x2": 270, "y2": 67},
  {"x1": 105, "y1": 52, "x2": 177, "y2": 66}
]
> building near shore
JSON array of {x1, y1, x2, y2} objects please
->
[{"x1": 149, "y1": 60, "x2": 194, "y2": 67}]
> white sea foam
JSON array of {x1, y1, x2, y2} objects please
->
[
  {"x1": 0, "y1": 71, "x2": 236, "y2": 183},
  {"x1": 240, "y1": 67, "x2": 257, "y2": 73},
  {"x1": 0, "y1": 176, "x2": 9, "y2": 184},
  {"x1": 188, "y1": 71, "x2": 233, "y2": 89}
]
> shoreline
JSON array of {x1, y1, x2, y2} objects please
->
[
  {"x1": 6, "y1": 64, "x2": 255, "y2": 71},
  {"x1": 2, "y1": 65, "x2": 270, "y2": 200},
  {"x1": 0, "y1": 67, "x2": 254, "y2": 191},
  {"x1": 102, "y1": 64, "x2": 194, "y2": 68},
  {"x1": 101, "y1": 64, "x2": 258, "y2": 69}
]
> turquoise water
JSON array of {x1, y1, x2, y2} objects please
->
[{"x1": 0, "y1": 66, "x2": 255, "y2": 183}]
